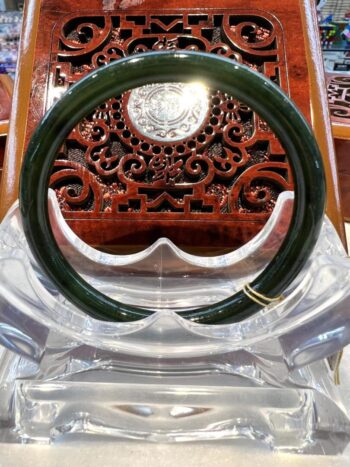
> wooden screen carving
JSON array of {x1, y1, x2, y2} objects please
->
[
  {"x1": 47, "y1": 10, "x2": 293, "y2": 251},
  {"x1": 327, "y1": 74, "x2": 350, "y2": 124},
  {"x1": 0, "y1": 80, "x2": 11, "y2": 124},
  {"x1": 326, "y1": 72, "x2": 350, "y2": 222}
]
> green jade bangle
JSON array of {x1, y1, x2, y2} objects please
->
[{"x1": 19, "y1": 51, "x2": 326, "y2": 324}]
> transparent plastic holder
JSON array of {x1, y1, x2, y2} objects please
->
[{"x1": 0, "y1": 190, "x2": 350, "y2": 454}]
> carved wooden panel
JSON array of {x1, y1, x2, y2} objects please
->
[
  {"x1": 327, "y1": 73, "x2": 350, "y2": 124},
  {"x1": 6, "y1": 0, "x2": 324, "y2": 252},
  {"x1": 0, "y1": 77, "x2": 12, "y2": 125},
  {"x1": 327, "y1": 72, "x2": 350, "y2": 222},
  {"x1": 334, "y1": 138, "x2": 350, "y2": 222},
  {"x1": 0, "y1": 75, "x2": 13, "y2": 185},
  {"x1": 44, "y1": 9, "x2": 294, "y2": 251}
]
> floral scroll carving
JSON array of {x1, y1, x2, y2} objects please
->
[
  {"x1": 327, "y1": 75, "x2": 350, "y2": 122},
  {"x1": 48, "y1": 11, "x2": 292, "y2": 224}
]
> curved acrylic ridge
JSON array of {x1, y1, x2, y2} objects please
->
[
  {"x1": 47, "y1": 189, "x2": 296, "y2": 311},
  {"x1": 0, "y1": 193, "x2": 349, "y2": 363},
  {"x1": 48, "y1": 189, "x2": 294, "y2": 270}
]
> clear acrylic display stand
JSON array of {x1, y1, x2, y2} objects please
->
[{"x1": 0, "y1": 190, "x2": 350, "y2": 455}]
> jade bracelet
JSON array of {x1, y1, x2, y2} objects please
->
[{"x1": 19, "y1": 51, "x2": 326, "y2": 324}]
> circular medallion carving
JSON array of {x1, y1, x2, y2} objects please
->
[{"x1": 127, "y1": 82, "x2": 209, "y2": 142}]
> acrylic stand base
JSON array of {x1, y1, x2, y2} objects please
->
[
  {"x1": 0, "y1": 344, "x2": 349, "y2": 454},
  {"x1": 0, "y1": 192, "x2": 350, "y2": 455}
]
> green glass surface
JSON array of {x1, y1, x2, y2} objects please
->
[{"x1": 20, "y1": 51, "x2": 326, "y2": 324}]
